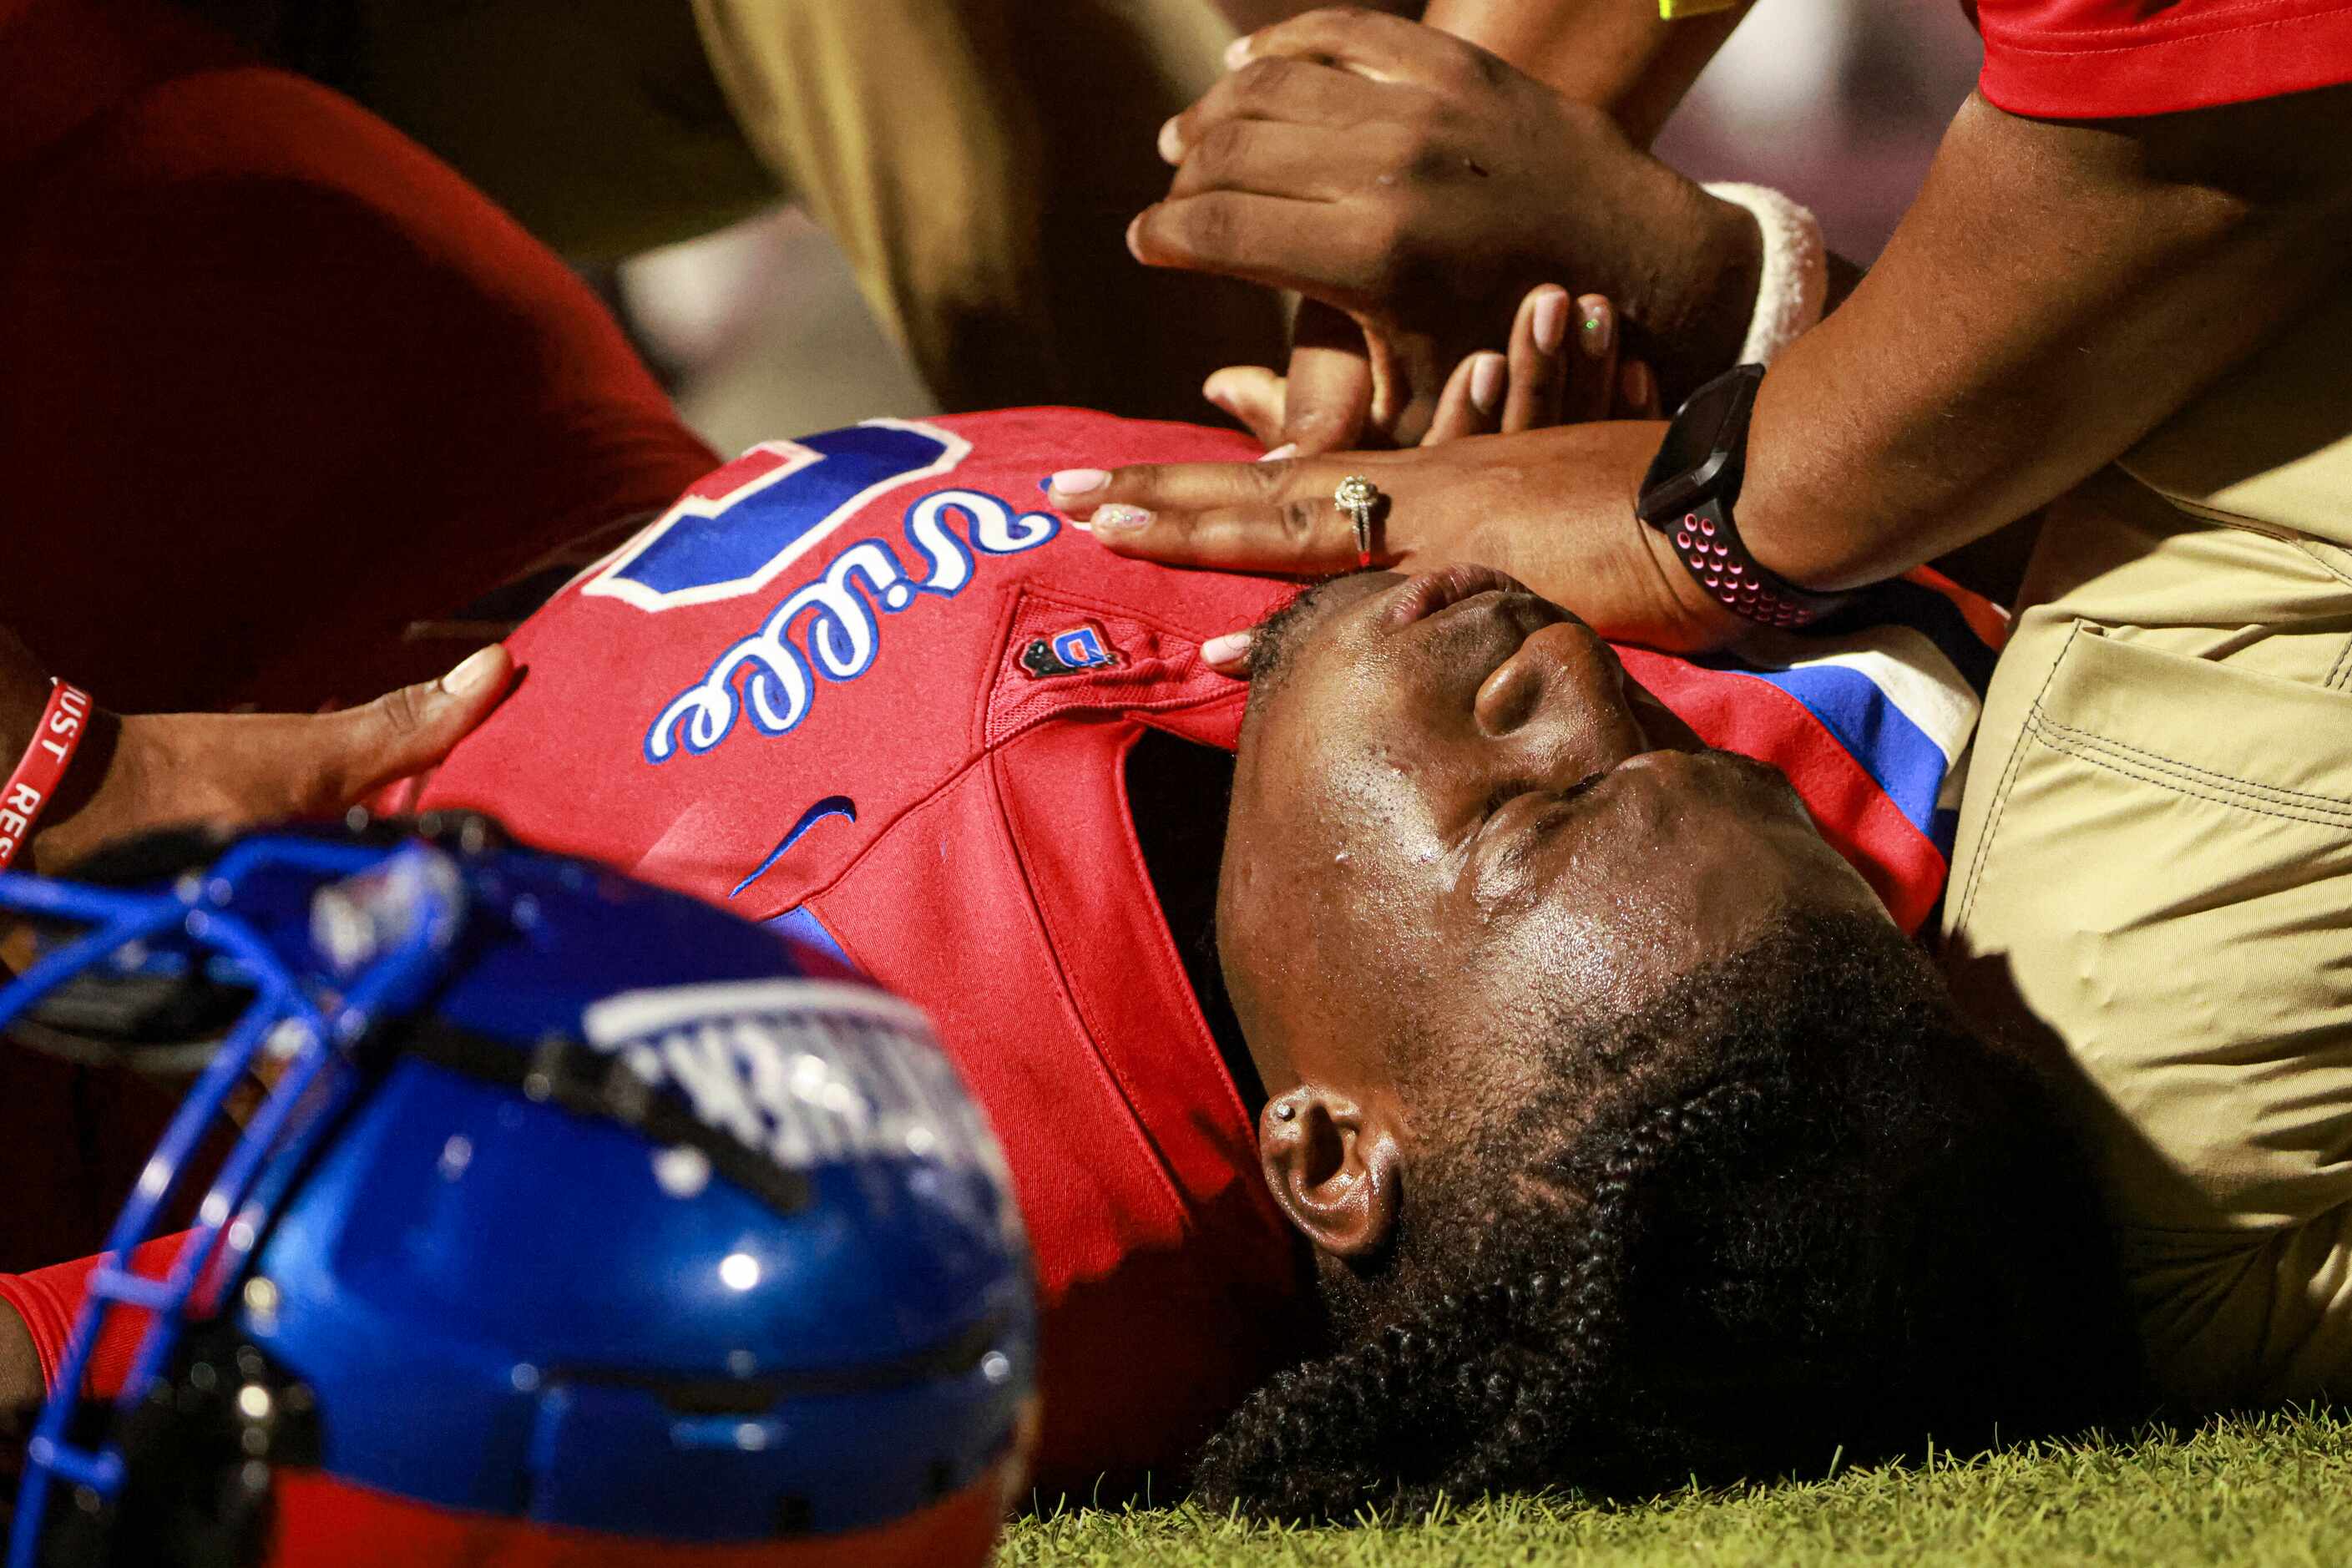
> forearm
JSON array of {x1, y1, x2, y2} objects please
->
[
  {"x1": 1422, "y1": 0, "x2": 1751, "y2": 144},
  {"x1": 0, "y1": 625, "x2": 53, "y2": 766},
  {"x1": 1, "y1": 1300, "x2": 37, "y2": 1420},
  {"x1": 1742, "y1": 89, "x2": 2352, "y2": 591},
  {"x1": 1419, "y1": 0, "x2": 1768, "y2": 396},
  {"x1": 0, "y1": 625, "x2": 121, "y2": 873}
]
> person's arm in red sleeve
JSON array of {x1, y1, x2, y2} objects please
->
[
  {"x1": 0, "y1": 1236, "x2": 185, "y2": 1416},
  {"x1": 0, "y1": 18, "x2": 716, "y2": 714}
]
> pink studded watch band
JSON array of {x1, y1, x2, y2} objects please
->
[{"x1": 1663, "y1": 495, "x2": 1850, "y2": 629}]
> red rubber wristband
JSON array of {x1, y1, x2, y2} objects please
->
[{"x1": 0, "y1": 681, "x2": 94, "y2": 871}]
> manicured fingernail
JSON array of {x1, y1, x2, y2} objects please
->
[
  {"x1": 1158, "y1": 116, "x2": 1183, "y2": 164},
  {"x1": 1469, "y1": 353, "x2": 1505, "y2": 415},
  {"x1": 1125, "y1": 213, "x2": 1145, "y2": 261},
  {"x1": 1201, "y1": 630, "x2": 1254, "y2": 670},
  {"x1": 1093, "y1": 504, "x2": 1152, "y2": 533},
  {"x1": 1530, "y1": 290, "x2": 1567, "y2": 355},
  {"x1": 441, "y1": 645, "x2": 506, "y2": 696},
  {"x1": 1577, "y1": 296, "x2": 1612, "y2": 360},
  {"x1": 1224, "y1": 34, "x2": 1252, "y2": 70},
  {"x1": 1257, "y1": 443, "x2": 1297, "y2": 463},
  {"x1": 1049, "y1": 468, "x2": 1111, "y2": 498}
]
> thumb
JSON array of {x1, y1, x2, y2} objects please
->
[
  {"x1": 299, "y1": 645, "x2": 516, "y2": 807},
  {"x1": 34, "y1": 647, "x2": 519, "y2": 868}
]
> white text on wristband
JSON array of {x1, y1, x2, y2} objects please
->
[{"x1": 0, "y1": 682, "x2": 94, "y2": 870}]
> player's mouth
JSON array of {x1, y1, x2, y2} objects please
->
[{"x1": 1382, "y1": 564, "x2": 1545, "y2": 630}]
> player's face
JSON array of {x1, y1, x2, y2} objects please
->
[{"x1": 1217, "y1": 567, "x2": 1889, "y2": 1100}]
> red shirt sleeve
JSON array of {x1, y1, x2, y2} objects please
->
[
  {"x1": 1972, "y1": 0, "x2": 2352, "y2": 118},
  {"x1": 0, "y1": 1236, "x2": 183, "y2": 1400},
  {"x1": 0, "y1": 0, "x2": 717, "y2": 713}
]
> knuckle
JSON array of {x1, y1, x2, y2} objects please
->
[
  {"x1": 1196, "y1": 120, "x2": 1247, "y2": 179},
  {"x1": 1462, "y1": 47, "x2": 1509, "y2": 93},
  {"x1": 1232, "y1": 56, "x2": 1292, "y2": 104},
  {"x1": 1361, "y1": 220, "x2": 1414, "y2": 295},
  {"x1": 1173, "y1": 196, "x2": 1238, "y2": 260},
  {"x1": 1277, "y1": 498, "x2": 1326, "y2": 552},
  {"x1": 1247, "y1": 456, "x2": 1297, "y2": 498},
  {"x1": 375, "y1": 682, "x2": 429, "y2": 741}
]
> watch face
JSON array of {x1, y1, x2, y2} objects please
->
[{"x1": 1638, "y1": 365, "x2": 1761, "y2": 522}]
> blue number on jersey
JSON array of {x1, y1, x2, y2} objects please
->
[{"x1": 585, "y1": 420, "x2": 969, "y2": 611}]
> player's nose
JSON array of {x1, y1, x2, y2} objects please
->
[{"x1": 1473, "y1": 620, "x2": 1631, "y2": 746}]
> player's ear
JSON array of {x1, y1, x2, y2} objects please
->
[{"x1": 1257, "y1": 1085, "x2": 1401, "y2": 1259}]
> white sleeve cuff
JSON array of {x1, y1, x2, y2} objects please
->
[{"x1": 1700, "y1": 182, "x2": 1827, "y2": 366}]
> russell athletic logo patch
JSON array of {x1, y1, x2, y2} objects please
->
[{"x1": 1018, "y1": 623, "x2": 1119, "y2": 679}]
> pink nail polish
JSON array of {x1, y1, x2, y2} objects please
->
[
  {"x1": 1257, "y1": 443, "x2": 1297, "y2": 463},
  {"x1": 1224, "y1": 35, "x2": 1252, "y2": 70},
  {"x1": 1157, "y1": 116, "x2": 1183, "y2": 164},
  {"x1": 1093, "y1": 504, "x2": 1152, "y2": 533},
  {"x1": 1201, "y1": 630, "x2": 1254, "y2": 670},
  {"x1": 1531, "y1": 291, "x2": 1567, "y2": 355},
  {"x1": 1470, "y1": 354, "x2": 1505, "y2": 415},
  {"x1": 1050, "y1": 468, "x2": 1111, "y2": 498}
]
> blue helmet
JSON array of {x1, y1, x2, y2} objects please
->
[{"x1": 0, "y1": 817, "x2": 1037, "y2": 1568}]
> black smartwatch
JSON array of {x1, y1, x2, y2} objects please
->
[{"x1": 1636, "y1": 363, "x2": 1848, "y2": 628}]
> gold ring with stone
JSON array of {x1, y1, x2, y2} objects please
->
[{"x1": 1334, "y1": 474, "x2": 1381, "y2": 568}]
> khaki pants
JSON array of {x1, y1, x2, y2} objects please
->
[
  {"x1": 323, "y1": 0, "x2": 1282, "y2": 417},
  {"x1": 1944, "y1": 279, "x2": 2352, "y2": 1406}
]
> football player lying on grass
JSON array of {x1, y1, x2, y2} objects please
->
[{"x1": 0, "y1": 404, "x2": 2138, "y2": 1518}]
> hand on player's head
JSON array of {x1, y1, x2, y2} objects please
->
[
  {"x1": 1047, "y1": 419, "x2": 1743, "y2": 663},
  {"x1": 1200, "y1": 289, "x2": 1662, "y2": 458},
  {"x1": 1145, "y1": 8, "x2": 1706, "y2": 452}
]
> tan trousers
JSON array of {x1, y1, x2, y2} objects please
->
[
  {"x1": 1944, "y1": 277, "x2": 2352, "y2": 1407},
  {"x1": 326, "y1": 0, "x2": 1282, "y2": 418}
]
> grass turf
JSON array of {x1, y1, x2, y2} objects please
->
[{"x1": 999, "y1": 1409, "x2": 2352, "y2": 1566}]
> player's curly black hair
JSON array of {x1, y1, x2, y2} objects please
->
[{"x1": 1190, "y1": 909, "x2": 2141, "y2": 1520}]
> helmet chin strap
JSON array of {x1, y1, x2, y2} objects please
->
[{"x1": 0, "y1": 1016, "x2": 225, "y2": 1075}]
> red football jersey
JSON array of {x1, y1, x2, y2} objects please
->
[
  {"x1": 412, "y1": 412, "x2": 1308, "y2": 1493},
  {"x1": 3, "y1": 410, "x2": 1995, "y2": 1492},
  {"x1": 0, "y1": 0, "x2": 717, "y2": 712},
  {"x1": 392, "y1": 407, "x2": 1997, "y2": 1490}
]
